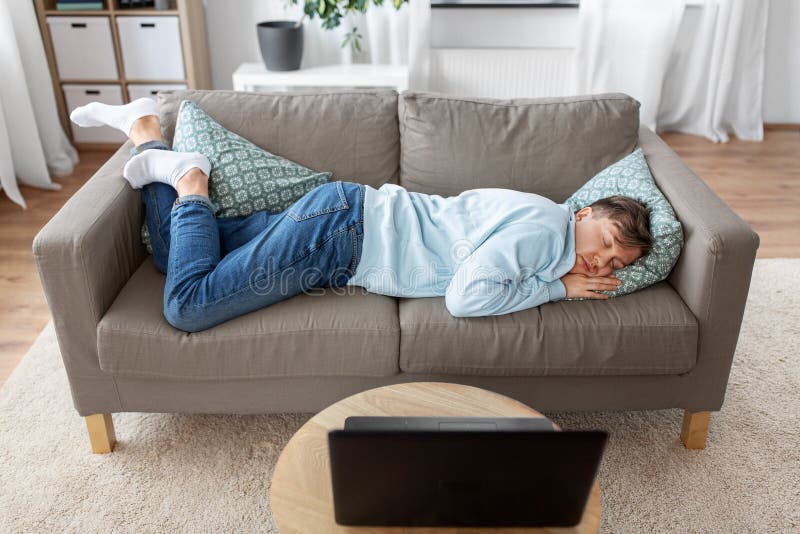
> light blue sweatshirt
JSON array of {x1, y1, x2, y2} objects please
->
[{"x1": 346, "y1": 183, "x2": 577, "y2": 317}]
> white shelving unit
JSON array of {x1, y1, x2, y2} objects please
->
[{"x1": 34, "y1": 0, "x2": 211, "y2": 148}]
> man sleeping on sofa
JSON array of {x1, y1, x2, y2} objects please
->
[{"x1": 70, "y1": 99, "x2": 651, "y2": 332}]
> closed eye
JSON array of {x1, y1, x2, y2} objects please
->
[{"x1": 605, "y1": 233, "x2": 623, "y2": 269}]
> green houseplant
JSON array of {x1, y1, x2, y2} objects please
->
[
  {"x1": 257, "y1": 0, "x2": 408, "y2": 72},
  {"x1": 291, "y1": 0, "x2": 408, "y2": 52}
]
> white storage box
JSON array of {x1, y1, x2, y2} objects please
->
[
  {"x1": 63, "y1": 84, "x2": 128, "y2": 144},
  {"x1": 47, "y1": 17, "x2": 119, "y2": 80},
  {"x1": 127, "y1": 83, "x2": 187, "y2": 101},
  {"x1": 117, "y1": 17, "x2": 185, "y2": 80}
]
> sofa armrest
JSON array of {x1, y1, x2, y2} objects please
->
[
  {"x1": 637, "y1": 128, "x2": 759, "y2": 407},
  {"x1": 33, "y1": 142, "x2": 146, "y2": 379}
]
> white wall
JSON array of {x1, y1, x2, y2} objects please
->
[
  {"x1": 203, "y1": 0, "x2": 283, "y2": 91},
  {"x1": 203, "y1": 0, "x2": 799, "y2": 123},
  {"x1": 763, "y1": 0, "x2": 800, "y2": 123},
  {"x1": 203, "y1": 0, "x2": 366, "y2": 91}
]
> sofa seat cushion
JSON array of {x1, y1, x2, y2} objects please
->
[
  {"x1": 399, "y1": 282, "x2": 697, "y2": 376},
  {"x1": 98, "y1": 261, "x2": 401, "y2": 380}
]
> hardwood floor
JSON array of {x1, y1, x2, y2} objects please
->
[
  {"x1": 660, "y1": 130, "x2": 800, "y2": 258},
  {"x1": 0, "y1": 150, "x2": 115, "y2": 385},
  {"x1": 1, "y1": 130, "x2": 798, "y2": 387}
]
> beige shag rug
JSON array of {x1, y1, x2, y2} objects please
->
[{"x1": 1, "y1": 259, "x2": 798, "y2": 533}]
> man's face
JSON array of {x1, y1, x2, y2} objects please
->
[{"x1": 570, "y1": 207, "x2": 643, "y2": 277}]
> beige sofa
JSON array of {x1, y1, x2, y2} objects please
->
[{"x1": 34, "y1": 90, "x2": 759, "y2": 453}]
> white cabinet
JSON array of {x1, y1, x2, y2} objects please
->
[
  {"x1": 36, "y1": 0, "x2": 210, "y2": 146},
  {"x1": 63, "y1": 85, "x2": 128, "y2": 144},
  {"x1": 117, "y1": 16, "x2": 185, "y2": 80},
  {"x1": 127, "y1": 83, "x2": 187, "y2": 101},
  {"x1": 46, "y1": 17, "x2": 118, "y2": 80}
]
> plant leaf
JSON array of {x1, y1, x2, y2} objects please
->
[{"x1": 307, "y1": 0, "x2": 410, "y2": 43}]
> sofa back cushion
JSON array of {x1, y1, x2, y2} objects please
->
[
  {"x1": 158, "y1": 89, "x2": 400, "y2": 188},
  {"x1": 399, "y1": 92, "x2": 640, "y2": 201}
]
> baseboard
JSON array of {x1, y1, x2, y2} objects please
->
[{"x1": 764, "y1": 123, "x2": 800, "y2": 131}]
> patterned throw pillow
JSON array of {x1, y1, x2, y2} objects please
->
[
  {"x1": 141, "y1": 99, "x2": 331, "y2": 253},
  {"x1": 565, "y1": 148, "x2": 683, "y2": 297}
]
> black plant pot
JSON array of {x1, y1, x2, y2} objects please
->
[{"x1": 257, "y1": 20, "x2": 304, "y2": 72}]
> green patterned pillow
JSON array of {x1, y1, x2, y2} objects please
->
[
  {"x1": 141, "y1": 99, "x2": 331, "y2": 253},
  {"x1": 565, "y1": 148, "x2": 683, "y2": 297}
]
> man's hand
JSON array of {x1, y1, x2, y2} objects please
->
[{"x1": 560, "y1": 273, "x2": 621, "y2": 300}]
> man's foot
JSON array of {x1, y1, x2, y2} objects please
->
[
  {"x1": 123, "y1": 150, "x2": 211, "y2": 190},
  {"x1": 70, "y1": 98, "x2": 158, "y2": 136}
]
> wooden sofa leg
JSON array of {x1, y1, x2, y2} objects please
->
[
  {"x1": 85, "y1": 413, "x2": 116, "y2": 453},
  {"x1": 680, "y1": 410, "x2": 710, "y2": 449}
]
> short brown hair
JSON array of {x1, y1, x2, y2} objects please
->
[{"x1": 588, "y1": 196, "x2": 652, "y2": 256}]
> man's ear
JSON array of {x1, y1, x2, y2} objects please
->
[{"x1": 575, "y1": 206, "x2": 592, "y2": 221}]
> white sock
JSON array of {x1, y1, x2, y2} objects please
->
[
  {"x1": 123, "y1": 150, "x2": 211, "y2": 190},
  {"x1": 70, "y1": 98, "x2": 158, "y2": 136}
]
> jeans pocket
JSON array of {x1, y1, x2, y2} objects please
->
[{"x1": 287, "y1": 181, "x2": 349, "y2": 222}]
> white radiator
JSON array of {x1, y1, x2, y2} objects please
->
[{"x1": 429, "y1": 48, "x2": 576, "y2": 99}]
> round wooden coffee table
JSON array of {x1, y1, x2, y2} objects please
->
[{"x1": 271, "y1": 382, "x2": 601, "y2": 533}]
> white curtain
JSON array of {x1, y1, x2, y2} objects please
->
[
  {"x1": 0, "y1": 0, "x2": 78, "y2": 208},
  {"x1": 575, "y1": 0, "x2": 769, "y2": 142},
  {"x1": 658, "y1": 0, "x2": 770, "y2": 142},
  {"x1": 574, "y1": 0, "x2": 686, "y2": 131},
  {"x1": 407, "y1": 0, "x2": 431, "y2": 90}
]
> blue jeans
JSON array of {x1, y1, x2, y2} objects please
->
[{"x1": 133, "y1": 141, "x2": 365, "y2": 332}]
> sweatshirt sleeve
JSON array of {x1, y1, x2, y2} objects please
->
[{"x1": 444, "y1": 226, "x2": 567, "y2": 318}]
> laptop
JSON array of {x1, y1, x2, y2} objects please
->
[
  {"x1": 328, "y1": 416, "x2": 607, "y2": 528},
  {"x1": 343, "y1": 415, "x2": 557, "y2": 432}
]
